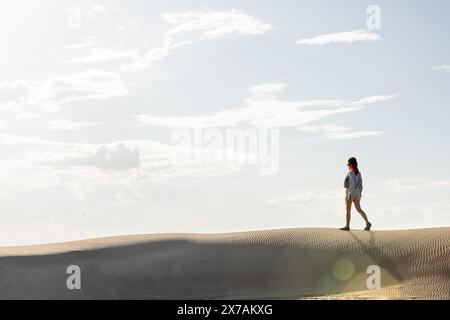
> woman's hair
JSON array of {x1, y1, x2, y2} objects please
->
[{"x1": 348, "y1": 157, "x2": 360, "y2": 175}]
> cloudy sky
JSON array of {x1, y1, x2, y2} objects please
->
[{"x1": 1, "y1": 0, "x2": 449, "y2": 244}]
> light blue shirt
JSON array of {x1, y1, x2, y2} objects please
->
[{"x1": 344, "y1": 172, "x2": 363, "y2": 198}]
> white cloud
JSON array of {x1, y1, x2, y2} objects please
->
[
  {"x1": 13, "y1": 112, "x2": 43, "y2": 120},
  {"x1": 120, "y1": 37, "x2": 190, "y2": 72},
  {"x1": 35, "y1": 69, "x2": 128, "y2": 109},
  {"x1": 435, "y1": 65, "x2": 450, "y2": 72},
  {"x1": 48, "y1": 119, "x2": 98, "y2": 130},
  {"x1": 135, "y1": 83, "x2": 396, "y2": 132},
  {"x1": 385, "y1": 179, "x2": 450, "y2": 194},
  {"x1": 0, "y1": 132, "x2": 261, "y2": 243},
  {"x1": 417, "y1": 203, "x2": 450, "y2": 218},
  {"x1": 162, "y1": 9, "x2": 273, "y2": 40},
  {"x1": 121, "y1": 9, "x2": 272, "y2": 72},
  {"x1": 86, "y1": 3, "x2": 107, "y2": 18},
  {"x1": 0, "y1": 134, "x2": 248, "y2": 185},
  {"x1": 347, "y1": 94, "x2": 397, "y2": 106},
  {"x1": 115, "y1": 21, "x2": 139, "y2": 33},
  {"x1": 0, "y1": 80, "x2": 32, "y2": 109},
  {"x1": 65, "y1": 37, "x2": 96, "y2": 50},
  {"x1": 66, "y1": 48, "x2": 139, "y2": 64},
  {"x1": 0, "y1": 70, "x2": 128, "y2": 113},
  {"x1": 296, "y1": 29, "x2": 380, "y2": 45},
  {"x1": 301, "y1": 124, "x2": 385, "y2": 140},
  {"x1": 120, "y1": 37, "x2": 188, "y2": 71},
  {"x1": 266, "y1": 188, "x2": 349, "y2": 223},
  {"x1": 115, "y1": 25, "x2": 126, "y2": 32},
  {"x1": 49, "y1": 143, "x2": 141, "y2": 171},
  {"x1": 66, "y1": 3, "x2": 107, "y2": 30},
  {"x1": 268, "y1": 189, "x2": 342, "y2": 205},
  {"x1": 248, "y1": 83, "x2": 287, "y2": 95}
]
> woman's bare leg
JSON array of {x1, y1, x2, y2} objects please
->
[
  {"x1": 353, "y1": 199, "x2": 369, "y2": 224},
  {"x1": 345, "y1": 198, "x2": 352, "y2": 227}
]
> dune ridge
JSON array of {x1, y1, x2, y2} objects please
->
[{"x1": 0, "y1": 227, "x2": 449, "y2": 299}]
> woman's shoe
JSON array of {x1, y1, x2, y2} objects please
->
[
  {"x1": 339, "y1": 226, "x2": 350, "y2": 231},
  {"x1": 364, "y1": 222, "x2": 372, "y2": 231}
]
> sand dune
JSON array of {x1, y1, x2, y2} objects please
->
[{"x1": 0, "y1": 227, "x2": 449, "y2": 299}]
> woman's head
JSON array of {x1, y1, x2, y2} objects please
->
[{"x1": 347, "y1": 157, "x2": 360, "y2": 175}]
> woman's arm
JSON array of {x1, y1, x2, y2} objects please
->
[
  {"x1": 359, "y1": 174, "x2": 363, "y2": 193},
  {"x1": 348, "y1": 172, "x2": 357, "y2": 198}
]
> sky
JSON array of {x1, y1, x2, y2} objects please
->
[{"x1": 0, "y1": 0, "x2": 449, "y2": 245}]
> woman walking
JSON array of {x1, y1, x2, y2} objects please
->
[{"x1": 340, "y1": 157, "x2": 372, "y2": 231}]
